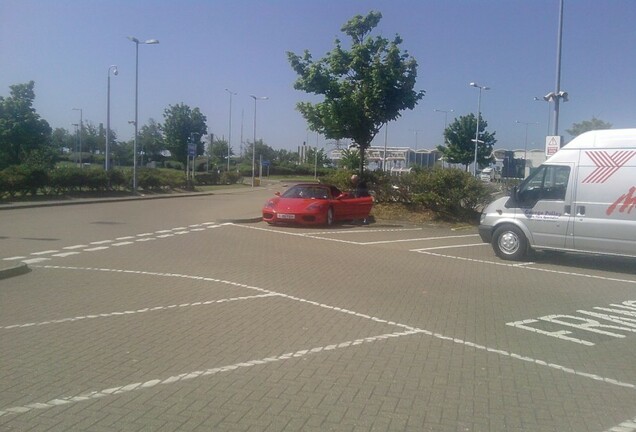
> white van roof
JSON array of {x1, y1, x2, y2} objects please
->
[{"x1": 563, "y1": 128, "x2": 636, "y2": 150}]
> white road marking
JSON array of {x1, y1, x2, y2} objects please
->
[
  {"x1": 21, "y1": 258, "x2": 50, "y2": 264},
  {"x1": 112, "y1": 241, "x2": 134, "y2": 246},
  {"x1": 63, "y1": 245, "x2": 88, "y2": 250},
  {"x1": 411, "y1": 242, "x2": 486, "y2": 252},
  {"x1": 90, "y1": 240, "x2": 112, "y2": 245},
  {"x1": 51, "y1": 252, "x2": 80, "y2": 258},
  {"x1": 0, "y1": 329, "x2": 420, "y2": 418},
  {"x1": 415, "y1": 250, "x2": 636, "y2": 285},
  {"x1": 0, "y1": 293, "x2": 280, "y2": 330},
  {"x1": 3, "y1": 256, "x2": 26, "y2": 261},
  {"x1": 362, "y1": 234, "x2": 479, "y2": 245},
  {"x1": 606, "y1": 415, "x2": 636, "y2": 432},
  {"x1": 31, "y1": 250, "x2": 59, "y2": 255},
  {"x1": 84, "y1": 246, "x2": 109, "y2": 252},
  {"x1": 23, "y1": 265, "x2": 636, "y2": 396}
]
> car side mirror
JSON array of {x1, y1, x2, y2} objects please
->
[{"x1": 275, "y1": 192, "x2": 281, "y2": 196}]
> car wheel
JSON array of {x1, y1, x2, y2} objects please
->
[
  {"x1": 326, "y1": 207, "x2": 334, "y2": 226},
  {"x1": 492, "y1": 225, "x2": 528, "y2": 261}
]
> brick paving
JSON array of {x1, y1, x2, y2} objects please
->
[{"x1": 1, "y1": 194, "x2": 636, "y2": 431}]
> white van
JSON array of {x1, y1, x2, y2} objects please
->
[{"x1": 479, "y1": 128, "x2": 636, "y2": 260}]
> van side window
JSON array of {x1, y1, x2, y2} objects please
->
[{"x1": 517, "y1": 165, "x2": 570, "y2": 205}]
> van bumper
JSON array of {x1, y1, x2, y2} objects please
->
[{"x1": 478, "y1": 225, "x2": 493, "y2": 243}]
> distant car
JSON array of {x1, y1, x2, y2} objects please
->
[{"x1": 262, "y1": 183, "x2": 373, "y2": 226}]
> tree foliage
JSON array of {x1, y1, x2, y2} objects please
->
[
  {"x1": 138, "y1": 118, "x2": 165, "y2": 163},
  {"x1": 566, "y1": 117, "x2": 612, "y2": 137},
  {"x1": 162, "y1": 103, "x2": 208, "y2": 165},
  {"x1": 0, "y1": 81, "x2": 52, "y2": 169},
  {"x1": 287, "y1": 11, "x2": 424, "y2": 174},
  {"x1": 437, "y1": 114, "x2": 496, "y2": 171}
]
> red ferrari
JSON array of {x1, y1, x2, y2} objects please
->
[{"x1": 262, "y1": 183, "x2": 373, "y2": 226}]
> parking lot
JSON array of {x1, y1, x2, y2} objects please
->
[{"x1": 2, "y1": 196, "x2": 636, "y2": 431}]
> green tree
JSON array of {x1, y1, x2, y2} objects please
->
[
  {"x1": 566, "y1": 117, "x2": 612, "y2": 138},
  {"x1": 288, "y1": 11, "x2": 424, "y2": 175},
  {"x1": 437, "y1": 114, "x2": 496, "y2": 171},
  {"x1": 138, "y1": 118, "x2": 165, "y2": 163},
  {"x1": 339, "y1": 148, "x2": 361, "y2": 171},
  {"x1": 162, "y1": 103, "x2": 208, "y2": 166},
  {"x1": 208, "y1": 137, "x2": 230, "y2": 167},
  {"x1": 0, "y1": 81, "x2": 52, "y2": 169}
]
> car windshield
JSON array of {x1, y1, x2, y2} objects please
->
[{"x1": 281, "y1": 185, "x2": 329, "y2": 199}]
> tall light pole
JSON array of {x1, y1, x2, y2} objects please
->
[
  {"x1": 250, "y1": 95, "x2": 268, "y2": 187},
  {"x1": 515, "y1": 120, "x2": 539, "y2": 166},
  {"x1": 128, "y1": 36, "x2": 159, "y2": 192},
  {"x1": 106, "y1": 65, "x2": 118, "y2": 171},
  {"x1": 225, "y1": 89, "x2": 237, "y2": 172},
  {"x1": 433, "y1": 108, "x2": 454, "y2": 131},
  {"x1": 72, "y1": 108, "x2": 83, "y2": 167},
  {"x1": 552, "y1": 0, "x2": 564, "y2": 137},
  {"x1": 469, "y1": 82, "x2": 490, "y2": 176}
]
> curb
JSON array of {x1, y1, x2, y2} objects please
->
[{"x1": 0, "y1": 263, "x2": 31, "y2": 280}]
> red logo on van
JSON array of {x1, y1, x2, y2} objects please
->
[
  {"x1": 583, "y1": 151, "x2": 636, "y2": 184},
  {"x1": 607, "y1": 186, "x2": 636, "y2": 216}
]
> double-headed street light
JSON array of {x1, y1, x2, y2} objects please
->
[
  {"x1": 128, "y1": 36, "x2": 159, "y2": 192},
  {"x1": 106, "y1": 65, "x2": 118, "y2": 171},
  {"x1": 250, "y1": 95, "x2": 269, "y2": 187},
  {"x1": 469, "y1": 82, "x2": 490, "y2": 176}
]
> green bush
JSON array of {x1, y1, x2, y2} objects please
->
[{"x1": 321, "y1": 168, "x2": 491, "y2": 222}]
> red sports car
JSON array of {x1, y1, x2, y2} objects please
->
[{"x1": 262, "y1": 183, "x2": 373, "y2": 226}]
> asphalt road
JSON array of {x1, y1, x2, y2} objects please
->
[{"x1": 1, "y1": 186, "x2": 636, "y2": 432}]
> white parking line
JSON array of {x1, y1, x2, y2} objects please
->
[
  {"x1": 416, "y1": 250, "x2": 636, "y2": 286},
  {"x1": 411, "y1": 242, "x2": 487, "y2": 252},
  {"x1": 605, "y1": 415, "x2": 636, "y2": 432},
  {"x1": 0, "y1": 293, "x2": 280, "y2": 330}
]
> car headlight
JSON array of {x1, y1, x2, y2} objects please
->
[{"x1": 264, "y1": 200, "x2": 276, "y2": 209}]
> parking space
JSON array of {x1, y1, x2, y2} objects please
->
[{"x1": 3, "y1": 209, "x2": 636, "y2": 431}]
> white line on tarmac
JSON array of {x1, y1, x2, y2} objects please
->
[
  {"x1": 410, "y1": 242, "x2": 487, "y2": 251},
  {"x1": 361, "y1": 234, "x2": 479, "y2": 245},
  {"x1": 415, "y1": 250, "x2": 636, "y2": 286},
  {"x1": 3, "y1": 256, "x2": 26, "y2": 261},
  {"x1": 0, "y1": 293, "x2": 280, "y2": 330},
  {"x1": 0, "y1": 265, "x2": 636, "y2": 417},
  {"x1": 0, "y1": 329, "x2": 421, "y2": 418},
  {"x1": 605, "y1": 415, "x2": 636, "y2": 432}
]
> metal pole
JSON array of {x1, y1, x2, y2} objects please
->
[
  {"x1": 552, "y1": 0, "x2": 564, "y2": 137},
  {"x1": 225, "y1": 89, "x2": 236, "y2": 172},
  {"x1": 474, "y1": 89, "x2": 482, "y2": 176},
  {"x1": 133, "y1": 41, "x2": 139, "y2": 191}
]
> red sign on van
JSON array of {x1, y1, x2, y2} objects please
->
[
  {"x1": 607, "y1": 186, "x2": 636, "y2": 216},
  {"x1": 583, "y1": 150, "x2": 636, "y2": 184}
]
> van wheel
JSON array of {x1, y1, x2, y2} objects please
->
[{"x1": 492, "y1": 225, "x2": 528, "y2": 261}]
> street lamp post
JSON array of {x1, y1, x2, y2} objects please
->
[
  {"x1": 72, "y1": 108, "x2": 83, "y2": 167},
  {"x1": 106, "y1": 65, "x2": 118, "y2": 171},
  {"x1": 433, "y1": 108, "x2": 454, "y2": 131},
  {"x1": 250, "y1": 95, "x2": 268, "y2": 187},
  {"x1": 225, "y1": 89, "x2": 237, "y2": 172},
  {"x1": 515, "y1": 120, "x2": 539, "y2": 162},
  {"x1": 128, "y1": 36, "x2": 159, "y2": 192},
  {"x1": 469, "y1": 82, "x2": 490, "y2": 176}
]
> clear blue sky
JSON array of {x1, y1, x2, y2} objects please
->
[{"x1": 2, "y1": 0, "x2": 635, "y2": 154}]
